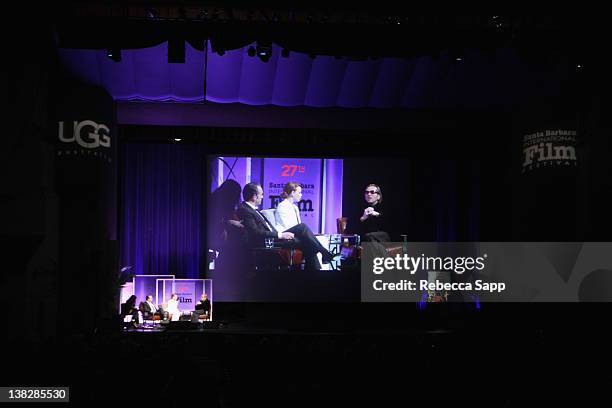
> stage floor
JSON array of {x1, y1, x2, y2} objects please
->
[{"x1": 123, "y1": 320, "x2": 456, "y2": 336}]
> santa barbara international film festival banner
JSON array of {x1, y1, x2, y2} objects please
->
[
  {"x1": 262, "y1": 158, "x2": 322, "y2": 233},
  {"x1": 361, "y1": 242, "x2": 612, "y2": 302},
  {"x1": 521, "y1": 128, "x2": 578, "y2": 173}
]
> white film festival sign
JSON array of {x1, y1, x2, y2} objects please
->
[{"x1": 521, "y1": 129, "x2": 577, "y2": 173}]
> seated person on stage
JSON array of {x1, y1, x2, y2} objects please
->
[
  {"x1": 139, "y1": 295, "x2": 165, "y2": 320},
  {"x1": 194, "y1": 293, "x2": 211, "y2": 320},
  {"x1": 237, "y1": 182, "x2": 338, "y2": 271},
  {"x1": 166, "y1": 293, "x2": 181, "y2": 321},
  {"x1": 120, "y1": 295, "x2": 140, "y2": 323},
  {"x1": 357, "y1": 183, "x2": 390, "y2": 242}
]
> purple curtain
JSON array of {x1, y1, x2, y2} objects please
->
[{"x1": 120, "y1": 143, "x2": 204, "y2": 278}]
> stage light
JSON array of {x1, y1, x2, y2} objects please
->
[
  {"x1": 388, "y1": 16, "x2": 401, "y2": 25},
  {"x1": 174, "y1": 138, "x2": 182, "y2": 142},
  {"x1": 118, "y1": 266, "x2": 133, "y2": 285},
  {"x1": 490, "y1": 15, "x2": 503, "y2": 29},
  {"x1": 107, "y1": 48, "x2": 121, "y2": 62},
  {"x1": 256, "y1": 41, "x2": 272, "y2": 62},
  {"x1": 450, "y1": 49, "x2": 465, "y2": 63},
  {"x1": 168, "y1": 38, "x2": 185, "y2": 63},
  {"x1": 146, "y1": 8, "x2": 158, "y2": 19}
]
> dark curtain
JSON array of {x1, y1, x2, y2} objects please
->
[
  {"x1": 120, "y1": 143, "x2": 204, "y2": 278},
  {"x1": 342, "y1": 158, "x2": 481, "y2": 242}
]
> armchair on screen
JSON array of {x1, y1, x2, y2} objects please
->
[
  {"x1": 337, "y1": 217, "x2": 349, "y2": 235},
  {"x1": 335, "y1": 217, "x2": 361, "y2": 261},
  {"x1": 335, "y1": 217, "x2": 406, "y2": 259},
  {"x1": 221, "y1": 208, "x2": 304, "y2": 271},
  {"x1": 252, "y1": 208, "x2": 304, "y2": 270}
]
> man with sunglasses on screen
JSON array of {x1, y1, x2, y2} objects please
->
[{"x1": 359, "y1": 184, "x2": 390, "y2": 242}]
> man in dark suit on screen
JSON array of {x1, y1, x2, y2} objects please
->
[{"x1": 237, "y1": 182, "x2": 337, "y2": 271}]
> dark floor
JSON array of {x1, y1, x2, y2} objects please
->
[{"x1": 3, "y1": 304, "x2": 611, "y2": 408}]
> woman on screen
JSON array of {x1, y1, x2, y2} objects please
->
[{"x1": 275, "y1": 181, "x2": 303, "y2": 231}]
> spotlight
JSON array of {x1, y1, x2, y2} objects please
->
[
  {"x1": 168, "y1": 38, "x2": 185, "y2": 63},
  {"x1": 247, "y1": 46, "x2": 256, "y2": 57},
  {"x1": 106, "y1": 48, "x2": 121, "y2": 62},
  {"x1": 490, "y1": 15, "x2": 503, "y2": 29},
  {"x1": 174, "y1": 138, "x2": 182, "y2": 142},
  {"x1": 450, "y1": 49, "x2": 465, "y2": 63},
  {"x1": 256, "y1": 41, "x2": 272, "y2": 62},
  {"x1": 146, "y1": 8, "x2": 158, "y2": 19},
  {"x1": 281, "y1": 48, "x2": 290, "y2": 58}
]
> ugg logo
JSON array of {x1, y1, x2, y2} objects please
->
[{"x1": 58, "y1": 120, "x2": 111, "y2": 149}]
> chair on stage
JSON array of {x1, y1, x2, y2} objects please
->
[
  {"x1": 190, "y1": 312, "x2": 211, "y2": 322},
  {"x1": 143, "y1": 312, "x2": 162, "y2": 325}
]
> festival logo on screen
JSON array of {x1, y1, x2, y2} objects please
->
[
  {"x1": 174, "y1": 282, "x2": 196, "y2": 309},
  {"x1": 522, "y1": 129, "x2": 578, "y2": 173},
  {"x1": 263, "y1": 158, "x2": 322, "y2": 233},
  {"x1": 268, "y1": 182, "x2": 315, "y2": 213},
  {"x1": 280, "y1": 164, "x2": 305, "y2": 177}
]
